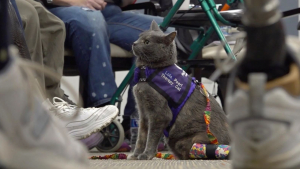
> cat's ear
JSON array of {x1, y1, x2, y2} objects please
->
[
  {"x1": 150, "y1": 20, "x2": 161, "y2": 31},
  {"x1": 164, "y1": 31, "x2": 177, "y2": 46}
]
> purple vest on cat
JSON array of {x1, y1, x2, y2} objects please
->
[{"x1": 134, "y1": 64, "x2": 196, "y2": 137}]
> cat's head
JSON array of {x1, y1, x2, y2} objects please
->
[{"x1": 132, "y1": 20, "x2": 177, "y2": 68}]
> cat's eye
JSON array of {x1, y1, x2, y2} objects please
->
[{"x1": 144, "y1": 40, "x2": 150, "y2": 44}]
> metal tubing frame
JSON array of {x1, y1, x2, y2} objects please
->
[
  {"x1": 159, "y1": 0, "x2": 185, "y2": 31},
  {"x1": 110, "y1": 64, "x2": 135, "y2": 105},
  {"x1": 110, "y1": 0, "x2": 239, "y2": 105},
  {"x1": 201, "y1": 0, "x2": 236, "y2": 60}
]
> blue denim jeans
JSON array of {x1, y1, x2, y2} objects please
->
[{"x1": 49, "y1": 4, "x2": 172, "y2": 115}]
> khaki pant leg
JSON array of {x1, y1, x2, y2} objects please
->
[
  {"x1": 16, "y1": 0, "x2": 45, "y2": 90},
  {"x1": 25, "y1": 0, "x2": 66, "y2": 99}
]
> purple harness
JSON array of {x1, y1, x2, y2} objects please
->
[{"x1": 134, "y1": 64, "x2": 196, "y2": 137}]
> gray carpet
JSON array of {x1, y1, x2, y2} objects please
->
[{"x1": 89, "y1": 152, "x2": 231, "y2": 169}]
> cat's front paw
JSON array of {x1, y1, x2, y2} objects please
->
[
  {"x1": 137, "y1": 153, "x2": 154, "y2": 160},
  {"x1": 127, "y1": 154, "x2": 138, "y2": 160}
]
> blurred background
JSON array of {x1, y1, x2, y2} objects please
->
[{"x1": 61, "y1": 0, "x2": 300, "y2": 116}]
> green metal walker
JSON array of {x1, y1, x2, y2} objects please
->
[
  {"x1": 110, "y1": 0, "x2": 243, "y2": 106},
  {"x1": 97, "y1": 0, "x2": 244, "y2": 152}
]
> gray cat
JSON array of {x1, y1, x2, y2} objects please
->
[{"x1": 128, "y1": 20, "x2": 230, "y2": 160}]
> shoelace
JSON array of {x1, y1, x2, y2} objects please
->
[
  {"x1": 10, "y1": 45, "x2": 83, "y2": 120},
  {"x1": 51, "y1": 97, "x2": 98, "y2": 114},
  {"x1": 209, "y1": 32, "x2": 247, "y2": 82},
  {"x1": 52, "y1": 97, "x2": 78, "y2": 112}
]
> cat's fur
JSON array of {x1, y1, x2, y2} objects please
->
[{"x1": 128, "y1": 21, "x2": 230, "y2": 160}]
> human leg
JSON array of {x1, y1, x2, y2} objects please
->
[
  {"x1": 102, "y1": 4, "x2": 169, "y2": 51},
  {"x1": 25, "y1": 0, "x2": 66, "y2": 100},
  {"x1": 14, "y1": 3, "x2": 118, "y2": 150},
  {"x1": 1, "y1": 2, "x2": 89, "y2": 167},
  {"x1": 49, "y1": 6, "x2": 117, "y2": 107},
  {"x1": 16, "y1": 0, "x2": 45, "y2": 90}
]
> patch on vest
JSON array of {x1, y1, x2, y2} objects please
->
[{"x1": 147, "y1": 64, "x2": 193, "y2": 108}]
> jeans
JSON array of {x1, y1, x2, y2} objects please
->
[{"x1": 49, "y1": 4, "x2": 172, "y2": 114}]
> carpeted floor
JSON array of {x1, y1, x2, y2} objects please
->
[{"x1": 88, "y1": 151, "x2": 231, "y2": 169}]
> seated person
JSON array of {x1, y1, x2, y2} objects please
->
[
  {"x1": 42, "y1": 0, "x2": 172, "y2": 107},
  {"x1": 13, "y1": 0, "x2": 118, "y2": 149},
  {"x1": 0, "y1": 22, "x2": 89, "y2": 168}
]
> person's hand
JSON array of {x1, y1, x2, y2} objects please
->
[
  {"x1": 86, "y1": 0, "x2": 107, "y2": 10},
  {"x1": 71, "y1": 0, "x2": 107, "y2": 10}
]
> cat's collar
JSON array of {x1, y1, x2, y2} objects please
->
[
  {"x1": 140, "y1": 66, "x2": 146, "y2": 69},
  {"x1": 136, "y1": 66, "x2": 165, "y2": 83},
  {"x1": 138, "y1": 66, "x2": 147, "y2": 82}
]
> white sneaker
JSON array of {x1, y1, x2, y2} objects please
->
[
  {"x1": 0, "y1": 52, "x2": 88, "y2": 169},
  {"x1": 45, "y1": 97, "x2": 119, "y2": 140},
  {"x1": 226, "y1": 37, "x2": 300, "y2": 169}
]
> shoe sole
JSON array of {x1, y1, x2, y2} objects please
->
[
  {"x1": 80, "y1": 132, "x2": 104, "y2": 150},
  {"x1": 0, "y1": 132, "x2": 88, "y2": 169},
  {"x1": 68, "y1": 106, "x2": 119, "y2": 139}
]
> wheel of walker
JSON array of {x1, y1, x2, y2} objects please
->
[{"x1": 95, "y1": 119, "x2": 125, "y2": 152}]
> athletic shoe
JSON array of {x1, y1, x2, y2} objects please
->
[
  {"x1": 227, "y1": 36, "x2": 300, "y2": 169},
  {"x1": 45, "y1": 97, "x2": 119, "y2": 140}
]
